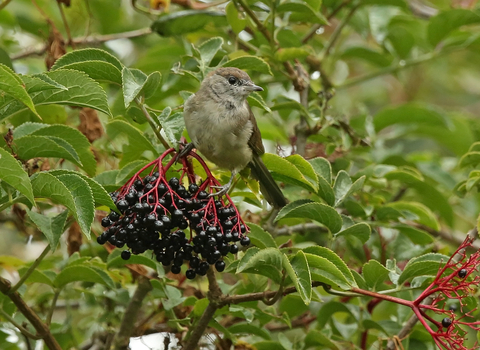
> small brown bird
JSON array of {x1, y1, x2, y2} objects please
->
[{"x1": 182, "y1": 67, "x2": 287, "y2": 208}]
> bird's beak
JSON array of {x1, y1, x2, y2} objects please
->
[{"x1": 244, "y1": 82, "x2": 263, "y2": 92}]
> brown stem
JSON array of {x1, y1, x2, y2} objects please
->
[
  {"x1": 272, "y1": 223, "x2": 328, "y2": 236},
  {"x1": 0, "y1": 0, "x2": 13, "y2": 11},
  {"x1": 136, "y1": 98, "x2": 171, "y2": 150},
  {"x1": 112, "y1": 276, "x2": 153, "y2": 350},
  {"x1": 0, "y1": 277, "x2": 62, "y2": 350},
  {"x1": 12, "y1": 27, "x2": 152, "y2": 60},
  {"x1": 235, "y1": 0, "x2": 272, "y2": 44},
  {"x1": 57, "y1": 1, "x2": 75, "y2": 49}
]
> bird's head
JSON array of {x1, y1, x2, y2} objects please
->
[{"x1": 202, "y1": 67, "x2": 263, "y2": 101}]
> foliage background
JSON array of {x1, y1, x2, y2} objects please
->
[{"x1": 1, "y1": 0, "x2": 480, "y2": 349}]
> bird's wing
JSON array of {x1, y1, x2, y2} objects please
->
[{"x1": 247, "y1": 104, "x2": 265, "y2": 156}]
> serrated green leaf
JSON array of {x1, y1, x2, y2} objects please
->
[
  {"x1": 14, "y1": 135, "x2": 82, "y2": 168},
  {"x1": 198, "y1": 37, "x2": 224, "y2": 67},
  {"x1": 428, "y1": 9, "x2": 480, "y2": 47},
  {"x1": 142, "y1": 71, "x2": 162, "y2": 99},
  {"x1": 247, "y1": 92, "x2": 271, "y2": 113},
  {"x1": 254, "y1": 341, "x2": 287, "y2": 350},
  {"x1": 393, "y1": 224, "x2": 434, "y2": 245},
  {"x1": 159, "y1": 111, "x2": 184, "y2": 147},
  {"x1": 56, "y1": 174, "x2": 94, "y2": 239},
  {"x1": 304, "y1": 253, "x2": 351, "y2": 290},
  {"x1": 27, "y1": 123, "x2": 97, "y2": 176},
  {"x1": 54, "y1": 265, "x2": 114, "y2": 288},
  {"x1": 316, "y1": 301, "x2": 354, "y2": 329},
  {"x1": 51, "y1": 48, "x2": 123, "y2": 71},
  {"x1": 459, "y1": 151, "x2": 480, "y2": 168},
  {"x1": 287, "y1": 251, "x2": 311, "y2": 305},
  {"x1": 151, "y1": 10, "x2": 227, "y2": 36},
  {"x1": 116, "y1": 160, "x2": 150, "y2": 185},
  {"x1": 31, "y1": 172, "x2": 76, "y2": 212},
  {"x1": 0, "y1": 148, "x2": 34, "y2": 205},
  {"x1": 223, "y1": 56, "x2": 272, "y2": 75},
  {"x1": 236, "y1": 247, "x2": 283, "y2": 283},
  {"x1": 362, "y1": 260, "x2": 389, "y2": 290},
  {"x1": 94, "y1": 170, "x2": 121, "y2": 193},
  {"x1": 277, "y1": 1, "x2": 328, "y2": 24},
  {"x1": 228, "y1": 323, "x2": 271, "y2": 340},
  {"x1": 309, "y1": 157, "x2": 332, "y2": 184},
  {"x1": 0, "y1": 63, "x2": 39, "y2": 117},
  {"x1": 0, "y1": 69, "x2": 111, "y2": 121},
  {"x1": 21, "y1": 74, "x2": 67, "y2": 93},
  {"x1": 247, "y1": 223, "x2": 277, "y2": 249},
  {"x1": 335, "y1": 223, "x2": 371, "y2": 244},
  {"x1": 122, "y1": 67, "x2": 148, "y2": 108},
  {"x1": 17, "y1": 267, "x2": 54, "y2": 286},
  {"x1": 263, "y1": 153, "x2": 318, "y2": 193},
  {"x1": 398, "y1": 253, "x2": 449, "y2": 285},
  {"x1": 286, "y1": 155, "x2": 318, "y2": 192},
  {"x1": 333, "y1": 171, "x2": 365, "y2": 207},
  {"x1": 26, "y1": 209, "x2": 68, "y2": 251},
  {"x1": 107, "y1": 254, "x2": 157, "y2": 270},
  {"x1": 341, "y1": 47, "x2": 392, "y2": 67},
  {"x1": 275, "y1": 200, "x2": 342, "y2": 233},
  {"x1": 303, "y1": 246, "x2": 356, "y2": 287},
  {"x1": 48, "y1": 170, "x2": 116, "y2": 211},
  {"x1": 386, "y1": 201, "x2": 439, "y2": 230},
  {"x1": 274, "y1": 47, "x2": 310, "y2": 62},
  {"x1": 304, "y1": 330, "x2": 340, "y2": 350}
]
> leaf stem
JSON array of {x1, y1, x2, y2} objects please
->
[
  {"x1": 136, "y1": 98, "x2": 171, "y2": 150},
  {"x1": 0, "y1": 308, "x2": 41, "y2": 339},
  {"x1": 10, "y1": 244, "x2": 51, "y2": 294},
  {"x1": 0, "y1": 0, "x2": 13, "y2": 11},
  {"x1": 46, "y1": 289, "x2": 61, "y2": 326}
]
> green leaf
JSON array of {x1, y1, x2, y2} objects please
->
[
  {"x1": 55, "y1": 174, "x2": 94, "y2": 239},
  {"x1": 303, "y1": 246, "x2": 356, "y2": 287},
  {"x1": 31, "y1": 172, "x2": 76, "y2": 215},
  {"x1": 333, "y1": 171, "x2": 365, "y2": 207},
  {"x1": 287, "y1": 251, "x2": 312, "y2": 305},
  {"x1": 254, "y1": 341, "x2": 287, "y2": 350},
  {"x1": 0, "y1": 148, "x2": 34, "y2": 205},
  {"x1": 341, "y1": 47, "x2": 392, "y2": 67},
  {"x1": 263, "y1": 153, "x2": 318, "y2": 193},
  {"x1": 225, "y1": 2, "x2": 246, "y2": 34},
  {"x1": 48, "y1": 170, "x2": 116, "y2": 211},
  {"x1": 0, "y1": 69, "x2": 111, "y2": 121},
  {"x1": 0, "y1": 63, "x2": 39, "y2": 117},
  {"x1": 386, "y1": 201, "x2": 439, "y2": 230},
  {"x1": 309, "y1": 157, "x2": 332, "y2": 184},
  {"x1": 304, "y1": 330, "x2": 340, "y2": 350},
  {"x1": 362, "y1": 260, "x2": 390, "y2": 290},
  {"x1": 51, "y1": 48, "x2": 123, "y2": 71},
  {"x1": 106, "y1": 119, "x2": 158, "y2": 166},
  {"x1": 373, "y1": 103, "x2": 451, "y2": 133},
  {"x1": 26, "y1": 209, "x2": 68, "y2": 251},
  {"x1": 248, "y1": 92, "x2": 271, "y2": 113},
  {"x1": 142, "y1": 71, "x2": 162, "y2": 99},
  {"x1": 459, "y1": 151, "x2": 480, "y2": 168},
  {"x1": 316, "y1": 301, "x2": 354, "y2": 328},
  {"x1": 236, "y1": 247, "x2": 284, "y2": 283},
  {"x1": 286, "y1": 155, "x2": 319, "y2": 192},
  {"x1": 335, "y1": 223, "x2": 371, "y2": 244},
  {"x1": 116, "y1": 160, "x2": 150, "y2": 185},
  {"x1": 398, "y1": 253, "x2": 449, "y2": 285},
  {"x1": 428, "y1": 9, "x2": 480, "y2": 47},
  {"x1": 247, "y1": 223, "x2": 277, "y2": 249},
  {"x1": 54, "y1": 265, "x2": 114, "y2": 288},
  {"x1": 25, "y1": 123, "x2": 97, "y2": 176},
  {"x1": 277, "y1": 1, "x2": 328, "y2": 24},
  {"x1": 158, "y1": 111, "x2": 184, "y2": 147},
  {"x1": 17, "y1": 267, "x2": 54, "y2": 286},
  {"x1": 15, "y1": 135, "x2": 82, "y2": 167},
  {"x1": 394, "y1": 224, "x2": 434, "y2": 245},
  {"x1": 122, "y1": 67, "x2": 148, "y2": 108},
  {"x1": 94, "y1": 170, "x2": 121, "y2": 193},
  {"x1": 151, "y1": 10, "x2": 227, "y2": 36},
  {"x1": 223, "y1": 56, "x2": 272, "y2": 75},
  {"x1": 107, "y1": 254, "x2": 157, "y2": 270},
  {"x1": 304, "y1": 253, "x2": 352, "y2": 290},
  {"x1": 274, "y1": 47, "x2": 311, "y2": 62},
  {"x1": 275, "y1": 200, "x2": 343, "y2": 233},
  {"x1": 197, "y1": 37, "x2": 224, "y2": 67},
  {"x1": 51, "y1": 60, "x2": 122, "y2": 85},
  {"x1": 20, "y1": 74, "x2": 67, "y2": 93}
]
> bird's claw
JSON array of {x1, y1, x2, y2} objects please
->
[
  {"x1": 175, "y1": 142, "x2": 195, "y2": 163},
  {"x1": 208, "y1": 184, "x2": 231, "y2": 198}
]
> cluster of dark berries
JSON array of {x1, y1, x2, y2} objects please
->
[{"x1": 97, "y1": 153, "x2": 250, "y2": 279}]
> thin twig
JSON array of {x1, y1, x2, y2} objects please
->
[
  {"x1": 272, "y1": 223, "x2": 328, "y2": 236},
  {"x1": 136, "y1": 98, "x2": 171, "y2": 150},
  {"x1": 46, "y1": 289, "x2": 61, "y2": 326},
  {"x1": 57, "y1": 1, "x2": 75, "y2": 49},
  {"x1": 10, "y1": 245, "x2": 51, "y2": 294},
  {"x1": 0, "y1": 0, "x2": 13, "y2": 11},
  {"x1": 235, "y1": 0, "x2": 272, "y2": 44},
  {"x1": 0, "y1": 277, "x2": 62, "y2": 350},
  {"x1": 112, "y1": 276, "x2": 153, "y2": 350},
  {"x1": 0, "y1": 309, "x2": 41, "y2": 340},
  {"x1": 12, "y1": 27, "x2": 152, "y2": 60}
]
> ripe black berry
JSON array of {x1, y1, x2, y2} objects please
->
[
  {"x1": 134, "y1": 179, "x2": 144, "y2": 190},
  {"x1": 186, "y1": 269, "x2": 196, "y2": 279},
  {"x1": 121, "y1": 250, "x2": 131, "y2": 260},
  {"x1": 230, "y1": 244, "x2": 239, "y2": 254},
  {"x1": 189, "y1": 183, "x2": 199, "y2": 194},
  {"x1": 458, "y1": 269, "x2": 467, "y2": 278},
  {"x1": 169, "y1": 177, "x2": 180, "y2": 189},
  {"x1": 116, "y1": 199, "x2": 129, "y2": 212},
  {"x1": 442, "y1": 317, "x2": 452, "y2": 328},
  {"x1": 108, "y1": 212, "x2": 120, "y2": 222},
  {"x1": 101, "y1": 217, "x2": 111, "y2": 227},
  {"x1": 97, "y1": 234, "x2": 108, "y2": 245},
  {"x1": 240, "y1": 237, "x2": 250, "y2": 246},
  {"x1": 197, "y1": 191, "x2": 208, "y2": 200},
  {"x1": 215, "y1": 260, "x2": 226, "y2": 272},
  {"x1": 171, "y1": 265, "x2": 181, "y2": 274},
  {"x1": 157, "y1": 183, "x2": 167, "y2": 196}
]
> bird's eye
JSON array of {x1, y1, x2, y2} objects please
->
[{"x1": 228, "y1": 76, "x2": 237, "y2": 85}]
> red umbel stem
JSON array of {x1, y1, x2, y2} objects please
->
[{"x1": 350, "y1": 236, "x2": 480, "y2": 350}]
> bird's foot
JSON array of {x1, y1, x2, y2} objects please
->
[
  {"x1": 208, "y1": 184, "x2": 231, "y2": 198},
  {"x1": 175, "y1": 142, "x2": 195, "y2": 163}
]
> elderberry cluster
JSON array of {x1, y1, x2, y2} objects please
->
[{"x1": 97, "y1": 173, "x2": 250, "y2": 279}]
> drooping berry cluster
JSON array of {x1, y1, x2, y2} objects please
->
[{"x1": 97, "y1": 148, "x2": 250, "y2": 279}]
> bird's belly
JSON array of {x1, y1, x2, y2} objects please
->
[{"x1": 193, "y1": 112, "x2": 253, "y2": 171}]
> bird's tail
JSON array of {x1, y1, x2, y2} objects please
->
[{"x1": 249, "y1": 154, "x2": 288, "y2": 208}]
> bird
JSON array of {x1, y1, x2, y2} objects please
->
[{"x1": 181, "y1": 67, "x2": 287, "y2": 208}]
